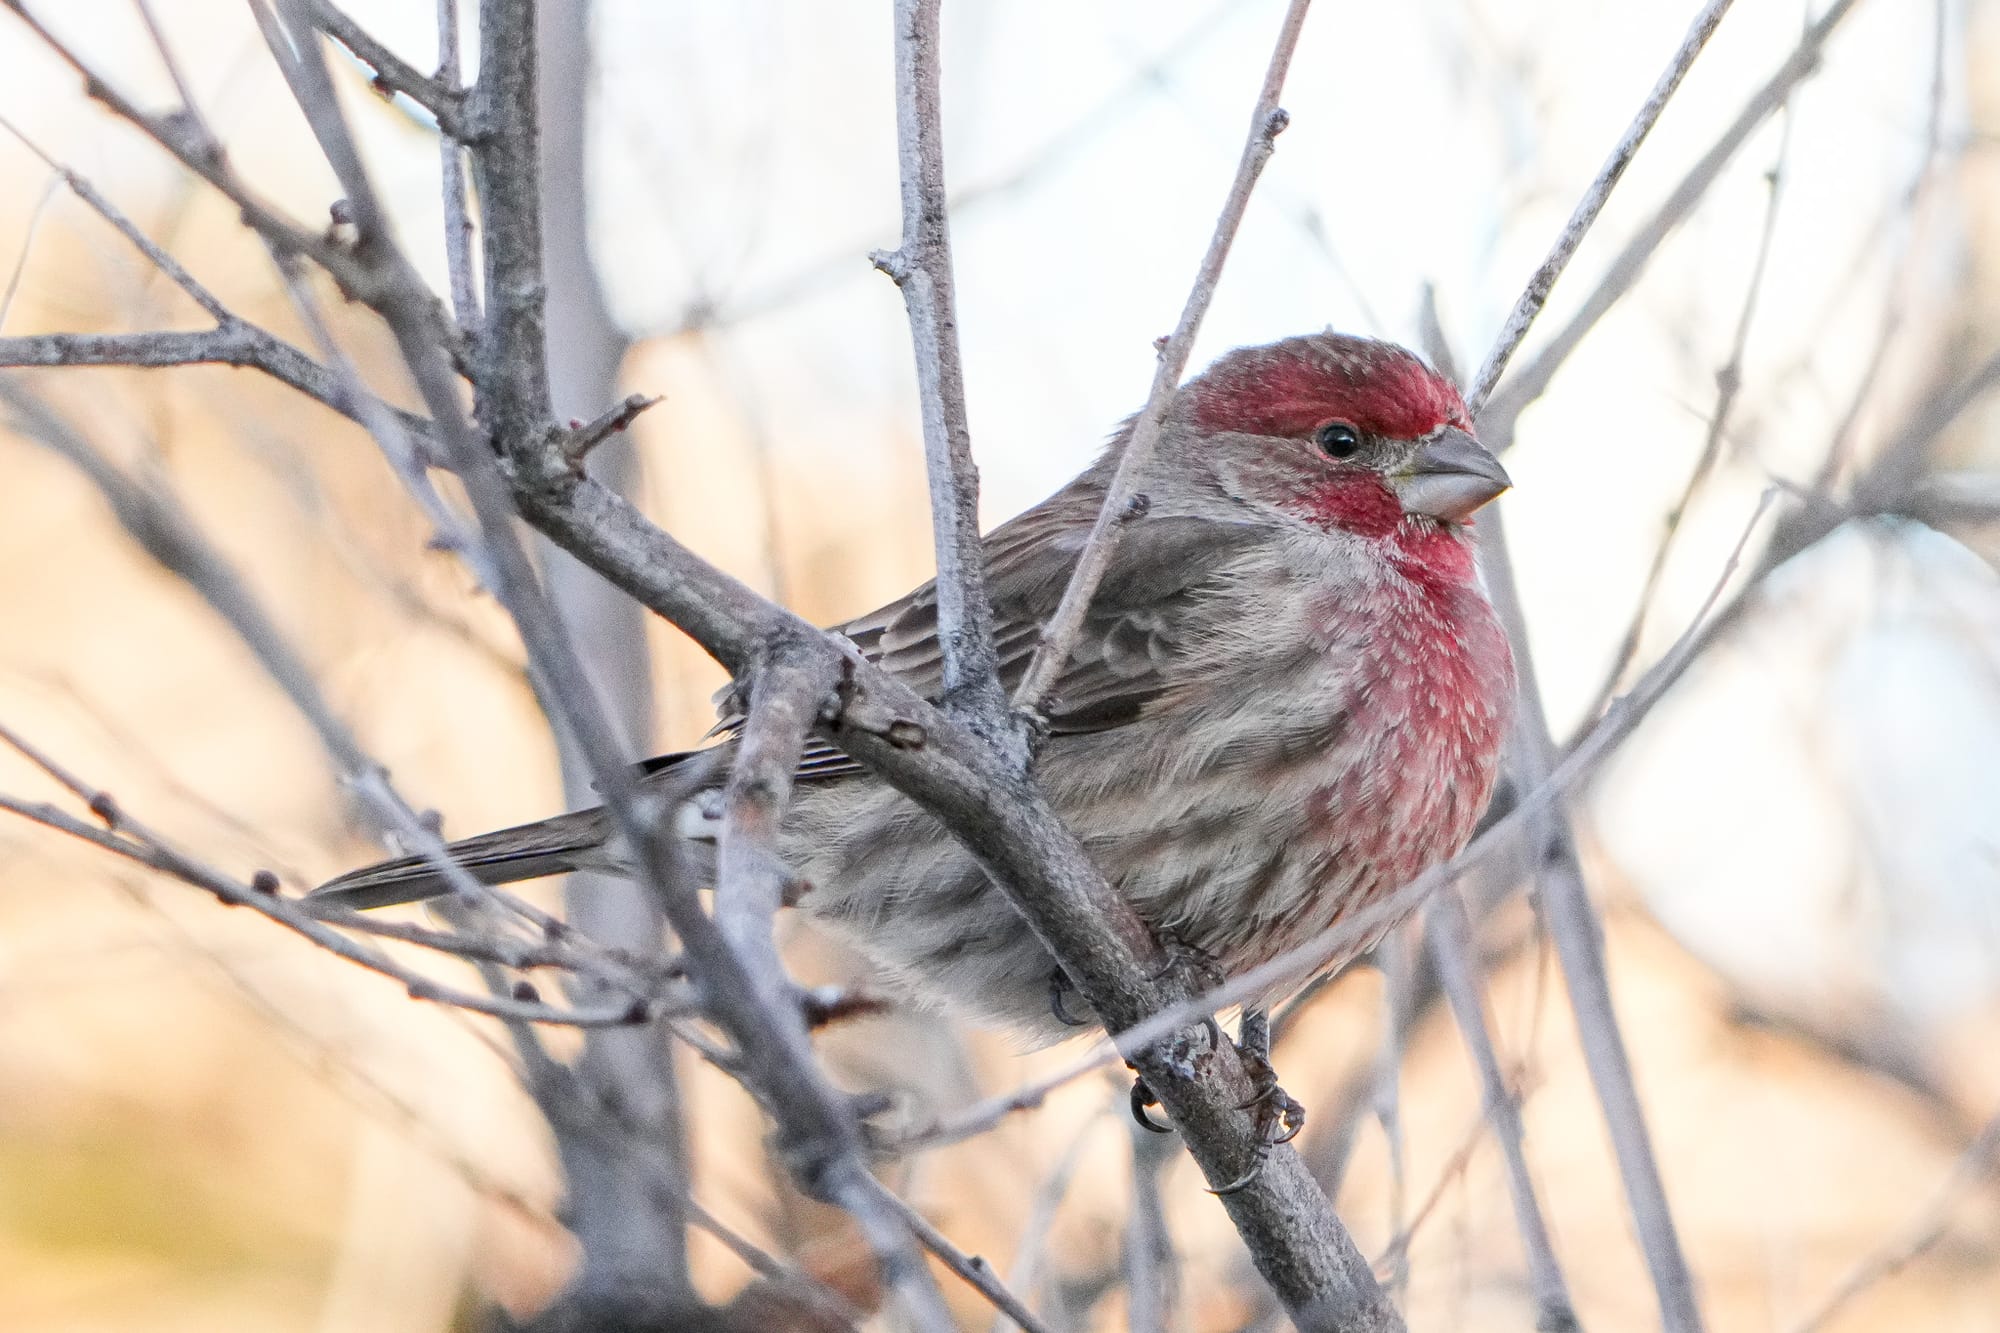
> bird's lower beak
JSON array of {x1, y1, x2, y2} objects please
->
[{"x1": 1391, "y1": 426, "x2": 1511, "y2": 523}]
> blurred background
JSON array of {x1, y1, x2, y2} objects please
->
[{"x1": 1, "y1": 0, "x2": 1997, "y2": 1328}]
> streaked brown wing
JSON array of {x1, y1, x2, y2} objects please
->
[{"x1": 681, "y1": 509, "x2": 1260, "y2": 784}]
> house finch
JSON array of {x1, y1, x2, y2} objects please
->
[{"x1": 313, "y1": 332, "x2": 1516, "y2": 1048}]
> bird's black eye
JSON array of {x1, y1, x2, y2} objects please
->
[{"x1": 1315, "y1": 420, "x2": 1361, "y2": 459}]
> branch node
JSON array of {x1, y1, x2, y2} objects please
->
[{"x1": 868, "y1": 247, "x2": 911, "y2": 283}]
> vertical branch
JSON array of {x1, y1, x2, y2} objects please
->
[
  {"x1": 472, "y1": 0, "x2": 554, "y2": 445},
  {"x1": 437, "y1": 0, "x2": 478, "y2": 325},
  {"x1": 1125, "y1": 1118, "x2": 1183, "y2": 1333},
  {"x1": 530, "y1": 0, "x2": 693, "y2": 1310},
  {"x1": 1478, "y1": 507, "x2": 1704, "y2": 1331},
  {"x1": 714, "y1": 636, "x2": 834, "y2": 981},
  {"x1": 871, "y1": 0, "x2": 1011, "y2": 735}
]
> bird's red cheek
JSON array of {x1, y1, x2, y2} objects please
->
[{"x1": 1292, "y1": 472, "x2": 1403, "y2": 539}]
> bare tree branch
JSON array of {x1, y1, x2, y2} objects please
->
[
  {"x1": 1125, "y1": 1115, "x2": 1183, "y2": 1333},
  {"x1": 868, "y1": 1182, "x2": 1053, "y2": 1333},
  {"x1": 1789, "y1": 1108, "x2": 2000, "y2": 1333},
  {"x1": 436, "y1": 0, "x2": 479, "y2": 324},
  {"x1": 1426, "y1": 890, "x2": 1577, "y2": 1330},
  {"x1": 872, "y1": 0, "x2": 1013, "y2": 734},
  {"x1": 1013, "y1": 0, "x2": 1311, "y2": 715},
  {"x1": 1466, "y1": 0, "x2": 1737, "y2": 411},
  {"x1": 1479, "y1": 0, "x2": 1867, "y2": 448},
  {"x1": 0, "y1": 757, "x2": 648, "y2": 1029},
  {"x1": 302, "y1": 0, "x2": 473, "y2": 140}
]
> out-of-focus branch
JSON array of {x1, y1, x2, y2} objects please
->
[
  {"x1": 0, "y1": 327, "x2": 435, "y2": 445},
  {"x1": 868, "y1": 1183, "x2": 1052, "y2": 1333},
  {"x1": 1789, "y1": 1108, "x2": 2000, "y2": 1333},
  {"x1": 1479, "y1": 0, "x2": 1866, "y2": 449},
  {"x1": 1012, "y1": 0, "x2": 1311, "y2": 716},
  {"x1": 1426, "y1": 890, "x2": 1577, "y2": 1330},
  {"x1": 1584, "y1": 119, "x2": 1792, "y2": 718},
  {"x1": 1477, "y1": 496, "x2": 1718, "y2": 1332},
  {"x1": 1465, "y1": 0, "x2": 1736, "y2": 411},
  {"x1": 436, "y1": 0, "x2": 479, "y2": 324},
  {"x1": 525, "y1": 0, "x2": 694, "y2": 1318},
  {"x1": 1125, "y1": 1109, "x2": 1183, "y2": 1333},
  {"x1": 302, "y1": 0, "x2": 472, "y2": 140}
]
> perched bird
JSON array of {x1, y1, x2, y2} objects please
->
[{"x1": 313, "y1": 332, "x2": 1517, "y2": 1050}]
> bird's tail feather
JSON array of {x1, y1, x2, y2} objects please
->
[{"x1": 307, "y1": 807, "x2": 614, "y2": 912}]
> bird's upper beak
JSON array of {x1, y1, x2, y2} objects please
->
[{"x1": 1391, "y1": 426, "x2": 1511, "y2": 523}]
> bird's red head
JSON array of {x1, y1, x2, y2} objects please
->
[
  {"x1": 1186, "y1": 333, "x2": 1472, "y2": 442},
  {"x1": 1176, "y1": 332, "x2": 1508, "y2": 548}
]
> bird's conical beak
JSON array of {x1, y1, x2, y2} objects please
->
[{"x1": 1392, "y1": 426, "x2": 1511, "y2": 523}]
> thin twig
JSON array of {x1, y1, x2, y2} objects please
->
[
  {"x1": 1013, "y1": 0, "x2": 1311, "y2": 715},
  {"x1": 436, "y1": 0, "x2": 479, "y2": 324},
  {"x1": 1425, "y1": 890, "x2": 1577, "y2": 1330},
  {"x1": 1789, "y1": 1109, "x2": 2000, "y2": 1333},
  {"x1": 1479, "y1": 0, "x2": 1866, "y2": 448},
  {"x1": 0, "y1": 791, "x2": 642, "y2": 1029},
  {"x1": 872, "y1": 0, "x2": 1013, "y2": 734},
  {"x1": 1125, "y1": 1113, "x2": 1183, "y2": 1333},
  {"x1": 868, "y1": 1181, "x2": 1053, "y2": 1333},
  {"x1": 1583, "y1": 116, "x2": 1792, "y2": 720},
  {"x1": 301, "y1": 0, "x2": 472, "y2": 139},
  {"x1": 1372, "y1": 924, "x2": 1415, "y2": 1302},
  {"x1": 685, "y1": 1198, "x2": 870, "y2": 1331},
  {"x1": 1466, "y1": 0, "x2": 1737, "y2": 411},
  {"x1": 0, "y1": 171, "x2": 59, "y2": 333},
  {"x1": 988, "y1": 1111, "x2": 1105, "y2": 1333},
  {"x1": 561, "y1": 391, "x2": 661, "y2": 469}
]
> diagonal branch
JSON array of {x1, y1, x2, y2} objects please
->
[
  {"x1": 1465, "y1": 0, "x2": 1736, "y2": 412},
  {"x1": 1425, "y1": 890, "x2": 1576, "y2": 1329},
  {"x1": 301, "y1": 0, "x2": 473, "y2": 140},
  {"x1": 1478, "y1": 0, "x2": 1866, "y2": 447},
  {"x1": 1012, "y1": 0, "x2": 1311, "y2": 715}
]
